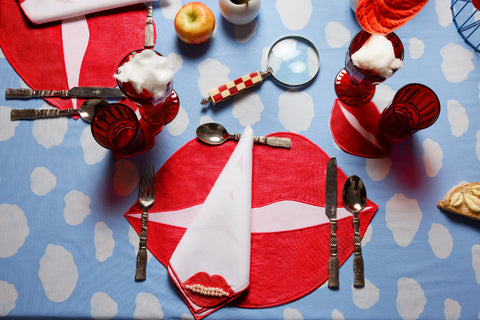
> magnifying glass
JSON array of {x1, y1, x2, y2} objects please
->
[{"x1": 200, "y1": 35, "x2": 320, "y2": 105}]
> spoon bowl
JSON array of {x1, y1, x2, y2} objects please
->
[
  {"x1": 78, "y1": 99, "x2": 109, "y2": 122},
  {"x1": 342, "y1": 175, "x2": 367, "y2": 288}
]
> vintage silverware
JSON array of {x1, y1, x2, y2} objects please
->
[
  {"x1": 325, "y1": 157, "x2": 339, "y2": 288},
  {"x1": 144, "y1": 2, "x2": 154, "y2": 48},
  {"x1": 5, "y1": 87, "x2": 124, "y2": 99},
  {"x1": 135, "y1": 166, "x2": 156, "y2": 281},
  {"x1": 342, "y1": 175, "x2": 367, "y2": 288},
  {"x1": 10, "y1": 99, "x2": 109, "y2": 123},
  {"x1": 196, "y1": 122, "x2": 291, "y2": 149}
]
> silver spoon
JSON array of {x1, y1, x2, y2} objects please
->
[
  {"x1": 342, "y1": 175, "x2": 367, "y2": 288},
  {"x1": 196, "y1": 123, "x2": 291, "y2": 149},
  {"x1": 10, "y1": 99, "x2": 109, "y2": 123}
]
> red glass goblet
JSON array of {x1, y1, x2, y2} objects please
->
[
  {"x1": 116, "y1": 48, "x2": 180, "y2": 126},
  {"x1": 334, "y1": 31, "x2": 404, "y2": 107},
  {"x1": 91, "y1": 103, "x2": 144, "y2": 153},
  {"x1": 378, "y1": 83, "x2": 440, "y2": 141}
]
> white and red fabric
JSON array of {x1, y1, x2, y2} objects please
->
[
  {"x1": 124, "y1": 131, "x2": 378, "y2": 315},
  {"x1": 330, "y1": 98, "x2": 392, "y2": 157},
  {"x1": 168, "y1": 126, "x2": 253, "y2": 320},
  {"x1": 17, "y1": 0, "x2": 149, "y2": 24},
  {"x1": 0, "y1": 1, "x2": 152, "y2": 110}
]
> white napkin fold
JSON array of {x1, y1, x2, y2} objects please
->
[
  {"x1": 18, "y1": 0, "x2": 149, "y2": 24},
  {"x1": 167, "y1": 126, "x2": 253, "y2": 320}
]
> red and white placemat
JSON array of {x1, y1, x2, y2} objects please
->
[
  {"x1": 0, "y1": 1, "x2": 151, "y2": 110},
  {"x1": 125, "y1": 132, "x2": 378, "y2": 314}
]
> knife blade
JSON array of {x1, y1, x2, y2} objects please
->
[
  {"x1": 5, "y1": 87, "x2": 124, "y2": 99},
  {"x1": 325, "y1": 157, "x2": 339, "y2": 288}
]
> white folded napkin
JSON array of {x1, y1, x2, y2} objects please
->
[
  {"x1": 167, "y1": 126, "x2": 253, "y2": 320},
  {"x1": 18, "y1": 0, "x2": 149, "y2": 24}
]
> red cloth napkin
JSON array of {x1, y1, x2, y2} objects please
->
[
  {"x1": 125, "y1": 132, "x2": 378, "y2": 310},
  {"x1": 0, "y1": 1, "x2": 151, "y2": 110}
]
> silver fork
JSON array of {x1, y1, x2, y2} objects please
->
[{"x1": 135, "y1": 165, "x2": 155, "y2": 281}]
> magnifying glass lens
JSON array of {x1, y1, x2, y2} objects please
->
[{"x1": 267, "y1": 36, "x2": 320, "y2": 87}]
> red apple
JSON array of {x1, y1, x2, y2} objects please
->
[{"x1": 174, "y1": 2, "x2": 216, "y2": 44}]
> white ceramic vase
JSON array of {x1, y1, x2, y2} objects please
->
[{"x1": 219, "y1": 0, "x2": 261, "y2": 25}]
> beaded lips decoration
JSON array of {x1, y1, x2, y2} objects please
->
[{"x1": 124, "y1": 132, "x2": 378, "y2": 318}]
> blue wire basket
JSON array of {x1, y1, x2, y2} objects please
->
[{"x1": 451, "y1": 0, "x2": 480, "y2": 52}]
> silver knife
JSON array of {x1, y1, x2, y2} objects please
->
[
  {"x1": 5, "y1": 87, "x2": 124, "y2": 99},
  {"x1": 326, "y1": 157, "x2": 339, "y2": 288}
]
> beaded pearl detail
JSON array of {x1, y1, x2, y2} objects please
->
[{"x1": 185, "y1": 284, "x2": 230, "y2": 298}]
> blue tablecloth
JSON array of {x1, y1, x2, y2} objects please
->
[{"x1": 1, "y1": 0, "x2": 480, "y2": 319}]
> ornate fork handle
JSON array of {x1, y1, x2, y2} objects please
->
[
  {"x1": 135, "y1": 208, "x2": 149, "y2": 281},
  {"x1": 11, "y1": 108, "x2": 75, "y2": 121}
]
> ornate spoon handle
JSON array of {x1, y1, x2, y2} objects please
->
[
  {"x1": 230, "y1": 133, "x2": 291, "y2": 149},
  {"x1": 352, "y1": 214, "x2": 365, "y2": 288},
  {"x1": 11, "y1": 108, "x2": 74, "y2": 121}
]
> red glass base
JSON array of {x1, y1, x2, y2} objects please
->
[
  {"x1": 334, "y1": 69, "x2": 376, "y2": 107},
  {"x1": 139, "y1": 90, "x2": 180, "y2": 126}
]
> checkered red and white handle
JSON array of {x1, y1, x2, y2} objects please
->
[{"x1": 200, "y1": 70, "x2": 268, "y2": 105}]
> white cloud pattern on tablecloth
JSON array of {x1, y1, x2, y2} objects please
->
[
  {"x1": 113, "y1": 160, "x2": 138, "y2": 196},
  {"x1": 423, "y1": 138, "x2": 443, "y2": 177},
  {"x1": 332, "y1": 309, "x2": 345, "y2": 320},
  {"x1": 128, "y1": 225, "x2": 152, "y2": 261},
  {"x1": 200, "y1": 115, "x2": 214, "y2": 125},
  {"x1": 278, "y1": 91, "x2": 314, "y2": 133},
  {"x1": 0, "y1": 280, "x2": 17, "y2": 316},
  {"x1": 32, "y1": 104, "x2": 68, "y2": 148},
  {"x1": 475, "y1": 131, "x2": 480, "y2": 162},
  {"x1": 352, "y1": 278, "x2": 380, "y2": 309},
  {"x1": 325, "y1": 21, "x2": 350, "y2": 48},
  {"x1": 64, "y1": 190, "x2": 91, "y2": 226},
  {"x1": 283, "y1": 307, "x2": 303, "y2": 320},
  {"x1": 473, "y1": 244, "x2": 480, "y2": 284},
  {"x1": 366, "y1": 158, "x2": 392, "y2": 181},
  {"x1": 436, "y1": 0, "x2": 453, "y2": 27},
  {"x1": 232, "y1": 92, "x2": 264, "y2": 126},
  {"x1": 90, "y1": 292, "x2": 117, "y2": 319},
  {"x1": 440, "y1": 43, "x2": 474, "y2": 83},
  {"x1": 94, "y1": 222, "x2": 114, "y2": 262},
  {"x1": 444, "y1": 298, "x2": 461, "y2": 320},
  {"x1": 81, "y1": 126, "x2": 108, "y2": 165},
  {"x1": 0, "y1": 48, "x2": 4, "y2": 58},
  {"x1": 197, "y1": 58, "x2": 230, "y2": 99},
  {"x1": 134, "y1": 292, "x2": 164, "y2": 319},
  {"x1": 372, "y1": 84, "x2": 395, "y2": 113},
  {"x1": 447, "y1": 99, "x2": 469, "y2": 137},
  {"x1": 234, "y1": 20, "x2": 257, "y2": 43},
  {"x1": 31, "y1": 166, "x2": 56, "y2": 196},
  {"x1": 428, "y1": 223, "x2": 453, "y2": 259},
  {"x1": 362, "y1": 224, "x2": 373, "y2": 246},
  {"x1": 180, "y1": 313, "x2": 194, "y2": 320},
  {"x1": 0, "y1": 204, "x2": 29, "y2": 258},
  {"x1": 275, "y1": 0, "x2": 312, "y2": 31},
  {"x1": 396, "y1": 277, "x2": 426, "y2": 320},
  {"x1": 168, "y1": 52, "x2": 183, "y2": 74},
  {"x1": 386, "y1": 194, "x2": 422, "y2": 247},
  {"x1": 160, "y1": 0, "x2": 182, "y2": 20},
  {"x1": 38, "y1": 244, "x2": 78, "y2": 303},
  {"x1": 167, "y1": 107, "x2": 189, "y2": 136},
  {"x1": 0, "y1": 107, "x2": 18, "y2": 141},
  {"x1": 409, "y1": 38, "x2": 425, "y2": 59}
]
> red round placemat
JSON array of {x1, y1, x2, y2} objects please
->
[
  {"x1": 0, "y1": 1, "x2": 149, "y2": 110},
  {"x1": 125, "y1": 133, "x2": 378, "y2": 308}
]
